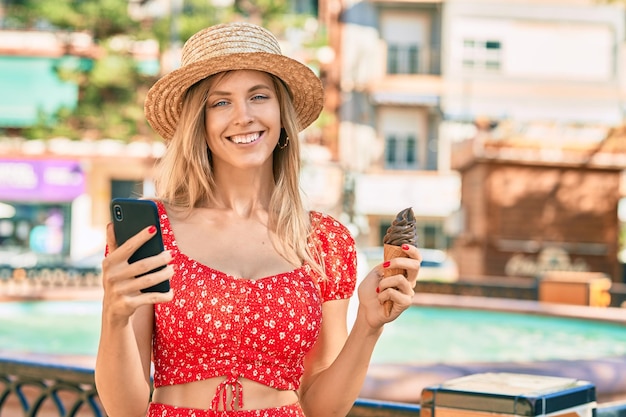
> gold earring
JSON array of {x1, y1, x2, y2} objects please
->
[{"x1": 278, "y1": 129, "x2": 289, "y2": 149}]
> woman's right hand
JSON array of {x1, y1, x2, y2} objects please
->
[{"x1": 100, "y1": 223, "x2": 174, "y2": 324}]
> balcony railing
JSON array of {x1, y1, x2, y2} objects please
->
[
  {"x1": 0, "y1": 266, "x2": 101, "y2": 300},
  {"x1": 0, "y1": 358, "x2": 104, "y2": 417},
  {"x1": 0, "y1": 357, "x2": 421, "y2": 417},
  {"x1": 387, "y1": 43, "x2": 441, "y2": 75},
  {"x1": 2, "y1": 357, "x2": 626, "y2": 417}
]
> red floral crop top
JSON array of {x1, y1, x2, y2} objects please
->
[{"x1": 151, "y1": 201, "x2": 357, "y2": 410}]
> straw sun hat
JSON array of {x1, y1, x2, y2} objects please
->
[{"x1": 145, "y1": 22, "x2": 325, "y2": 141}]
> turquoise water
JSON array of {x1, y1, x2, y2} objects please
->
[
  {"x1": 0, "y1": 300, "x2": 101, "y2": 356},
  {"x1": 1, "y1": 300, "x2": 625, "y2": 364},
  {"x1": 373, "y1": 306, "x2": 626, "y2": 364}
]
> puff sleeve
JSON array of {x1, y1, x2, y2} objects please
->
[{"x1": 308, "y1": 212, "x2": 357, "y2": 301}]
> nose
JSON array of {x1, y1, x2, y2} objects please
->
[{"x1": 233, "y1": 101, "x2": 253, "y2": 126}]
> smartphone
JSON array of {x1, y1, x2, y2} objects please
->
[{"x1": 110, "y1": 198, "x2": 170, "y2": 293}]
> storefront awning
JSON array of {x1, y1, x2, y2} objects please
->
[
  {"x1": 0, "y1": 56, "x2": 80, "y2": 127},
  {"x1": 0, "y1": 158, "x2": 85, "y2": 202}
]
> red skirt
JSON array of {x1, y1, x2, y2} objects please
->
[{"x1": 146, "y1": 402, "x2": 306, "y2": 417}]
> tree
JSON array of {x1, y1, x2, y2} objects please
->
[
  {"x1": 5, "y1": 0, "x2": 138, "y2": 40},
  {"x1": 6, "y1": 0, "x2": 155, "y2": 140},
  {"x1": 6, "y1": 0, "x2": 323, "y2": 142}
]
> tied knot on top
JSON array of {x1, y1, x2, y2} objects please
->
[{"x1": 212, "y1": 371, "x2": 244, "y2": 411}]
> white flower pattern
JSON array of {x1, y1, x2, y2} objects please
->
[{"x1": 150, "y1": 201, "x2": 356, "y2": 414}]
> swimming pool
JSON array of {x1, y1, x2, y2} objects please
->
[
  {"x1": 373, "y1": 305, "x2": 626, "y2": 364},
  {"x1": 0, "y1": 300, "x2": 101, "y2": 356},
  {"x1": 1, "y1": 299, "x2": 625, "y2": 363}
]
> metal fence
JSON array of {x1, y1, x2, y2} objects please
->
[
  {"x1": 2, "y1": 357, "x2": 626, "y2": 417},
  {"x1": 0, "y1": 358, "x2": 104, "y2": 417},
  {"x1": 0, "y1": 357, "x2": 420, "y2": 417}
]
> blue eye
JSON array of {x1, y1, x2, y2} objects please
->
[{"x1": 252, "y1": 94, "x2": 269, "y2": 101}]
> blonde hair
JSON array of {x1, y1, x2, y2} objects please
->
[{"x1": 153, "y1": 71, "x2": 325, "y2": 277}]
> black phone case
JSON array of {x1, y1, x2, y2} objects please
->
[{"x1": 110, "y1": 198, "x2": 170, "y2": 293}]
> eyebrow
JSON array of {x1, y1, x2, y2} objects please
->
[{"x1": 209, "y1": 84, "x2": 273, "y2": 97}]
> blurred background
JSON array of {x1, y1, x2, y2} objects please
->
[
  {"x1": 1, "y1": 0, "x2": 625, "y2": 294},
  {"x1": 1, "y1": 1, "x2": 626, "y2": 414}
]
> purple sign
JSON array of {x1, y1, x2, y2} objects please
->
[{"x1": 0, "y1": 159, "x2": 85, "y2": 202}]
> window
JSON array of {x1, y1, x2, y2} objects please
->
[
  {"x1": 0, "y1": 203, "x2": 71, "y2": 265},
  {"x1": 421, "y1": 224, "x2": 439, "y2": 249},
  {"x1": 462, "y1": 38, "x2": 502, "y2": 72},
  {"x1": 388, "y1": 43, "x2": 420, "y2": 74},
  {"x1": 385, "y1": 133, "x2": 418, "y2": 170}
]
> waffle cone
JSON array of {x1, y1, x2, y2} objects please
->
[
  {"x1": 382, "y1": 244, "x2": 409, "y2": 316},
  {"x1": 383, "y1": 244, "x2": 408, "y2": 278}
]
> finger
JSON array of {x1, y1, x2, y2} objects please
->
[
  {"x1": 125, "y1": 250, "x2": 173, "y2": 278},
  {"x1": 106, "y1": 222, "x2": 118, "y2": 252},
  {"x1": 114, "y1": 287, "x2": 174, "y2": 314},
  {"x1": 377, "y1": 289, "x2": 405, "y2": 312},
  {"x1": 401, "y1": 244, "x2": 423, "y2": 262},
  {"x1": 117, "y1": 264, "x2": 174, "y2": 294},
  {"x1": 378, "y1": 274, "x2": 414, "y2": 295},
  {"x1": 378, "y1": 283, "x2": 414, "y2": 309},
  {"x1": 110, "y1": 225, "x2": 159, "y2": 263},
  {"x1": 134, "y1": 288, "x2": 175, "y2": 305},
  {"x1": 386, "y1": 256, "x2": 422, "y2": 282},
  {"x1": 103, "y1": 247, "x2": 171, "y2": 291},
  {"x1": 396, "y1": 275, "x2": 416, "y2": 296}
]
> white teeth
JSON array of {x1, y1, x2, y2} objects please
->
[{"x1": 230, "y1": 132, "x2": 260, "y2": 144}]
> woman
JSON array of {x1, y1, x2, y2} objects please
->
[{"x1": 95, "y1": 22, "x2": 421, "y2": 417}]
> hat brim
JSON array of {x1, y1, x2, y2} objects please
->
[{"x1": 144, "y1": 52, "x2": 324, "y2": 141}]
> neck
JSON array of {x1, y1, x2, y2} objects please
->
[{"x1": 212, "y1": 167, "x2": 274, "y2": 216}]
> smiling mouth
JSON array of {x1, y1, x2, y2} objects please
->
[{"x1": 229, "y1": 132, "x2": 261, "y2": 144}]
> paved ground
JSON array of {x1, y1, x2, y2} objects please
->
[
  {"x1": 360, "y1": 293, "x2": 626, "y2": 404},
  {"x1": 362, "y1": 357, "x2": 626, "y2": 404},
  {"x1": 0, "y1": 285, "x2": 103, "y2": 302}
]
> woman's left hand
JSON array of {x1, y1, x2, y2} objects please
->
[{"x1": 357, "y1": 244, "x2": 422, "y2": 328}]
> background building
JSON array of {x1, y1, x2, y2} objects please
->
[
  {"x1": 451, "y1": 123, "x2": 626, "y2": 280},
  {"x1": 0, "y1": 138, "x2": 163, "y2": 268},
  {"x1": 2, "y1": 0, "x2": 625, "y2": 283},
  {"x1": 0, "y1": 30, "x2": 98, "y2": 129},
  {"x1": 330, "y1": 0, "x2": 626, "y2": 281},
  {"x1": 334, "y1": 0, "x2": 459, "y2": 251}
]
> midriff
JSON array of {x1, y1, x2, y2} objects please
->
[{"x1": 151, "y1": 376, "x2": 299, "y2": 411}]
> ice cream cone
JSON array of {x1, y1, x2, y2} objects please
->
[
  {"x1": 382, "y1": 244, "x2": 409, "y2": 315},
  {"x1": 383, "y1": 244, "x2": 409, "y2": 278}
]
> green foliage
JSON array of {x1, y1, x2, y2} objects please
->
[
  {"x1": 7, "y1": 0, "x2": 322, "y2": 142},
  {"x1": 22, "y1": 107, "x2": 81, "y2": 140},
  {"x1": 77, "y1": 0, "x2": 139, "y2": 39},
  {"x1": 179, "y1": 0, "x2": 221, "y2": 40},
  {"x1": 6, "y1": 0, "x2": 137, "y2": 39},
  {"x1": 234, "y1": 0, "x2": 290, "y2": 25}
]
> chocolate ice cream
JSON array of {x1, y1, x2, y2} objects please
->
[
  {"x1": 383, "y1": 207, "x2": 417, "y2": 247},
  {"x1": 381, "y1": 207, "x2": 417, "y2": 315}
]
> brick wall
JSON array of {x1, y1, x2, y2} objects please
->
[{"x1": 453, "y1": 161, "x2": 622, "y2": 281}]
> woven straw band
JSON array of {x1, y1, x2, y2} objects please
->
[{"x1": 144, "y1": 22, "x2": 324, "y2": 141}]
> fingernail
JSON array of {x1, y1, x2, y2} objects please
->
[
  {"x1": 402, "y1": 244, "x2": 409, "y2": 250},
  {"x1": 383, "y1": 261, "x2": 390, "y2": 268},
  {"x1": 148, "y1": 225, "x2": 157, "y2": 234},
  {"x1": 376, "y1": 287, "x2": 380, "y2": 293}
]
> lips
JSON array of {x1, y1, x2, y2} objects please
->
[{"x1": 229, "y1": 132, "x2": 261, "y2": 144}]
